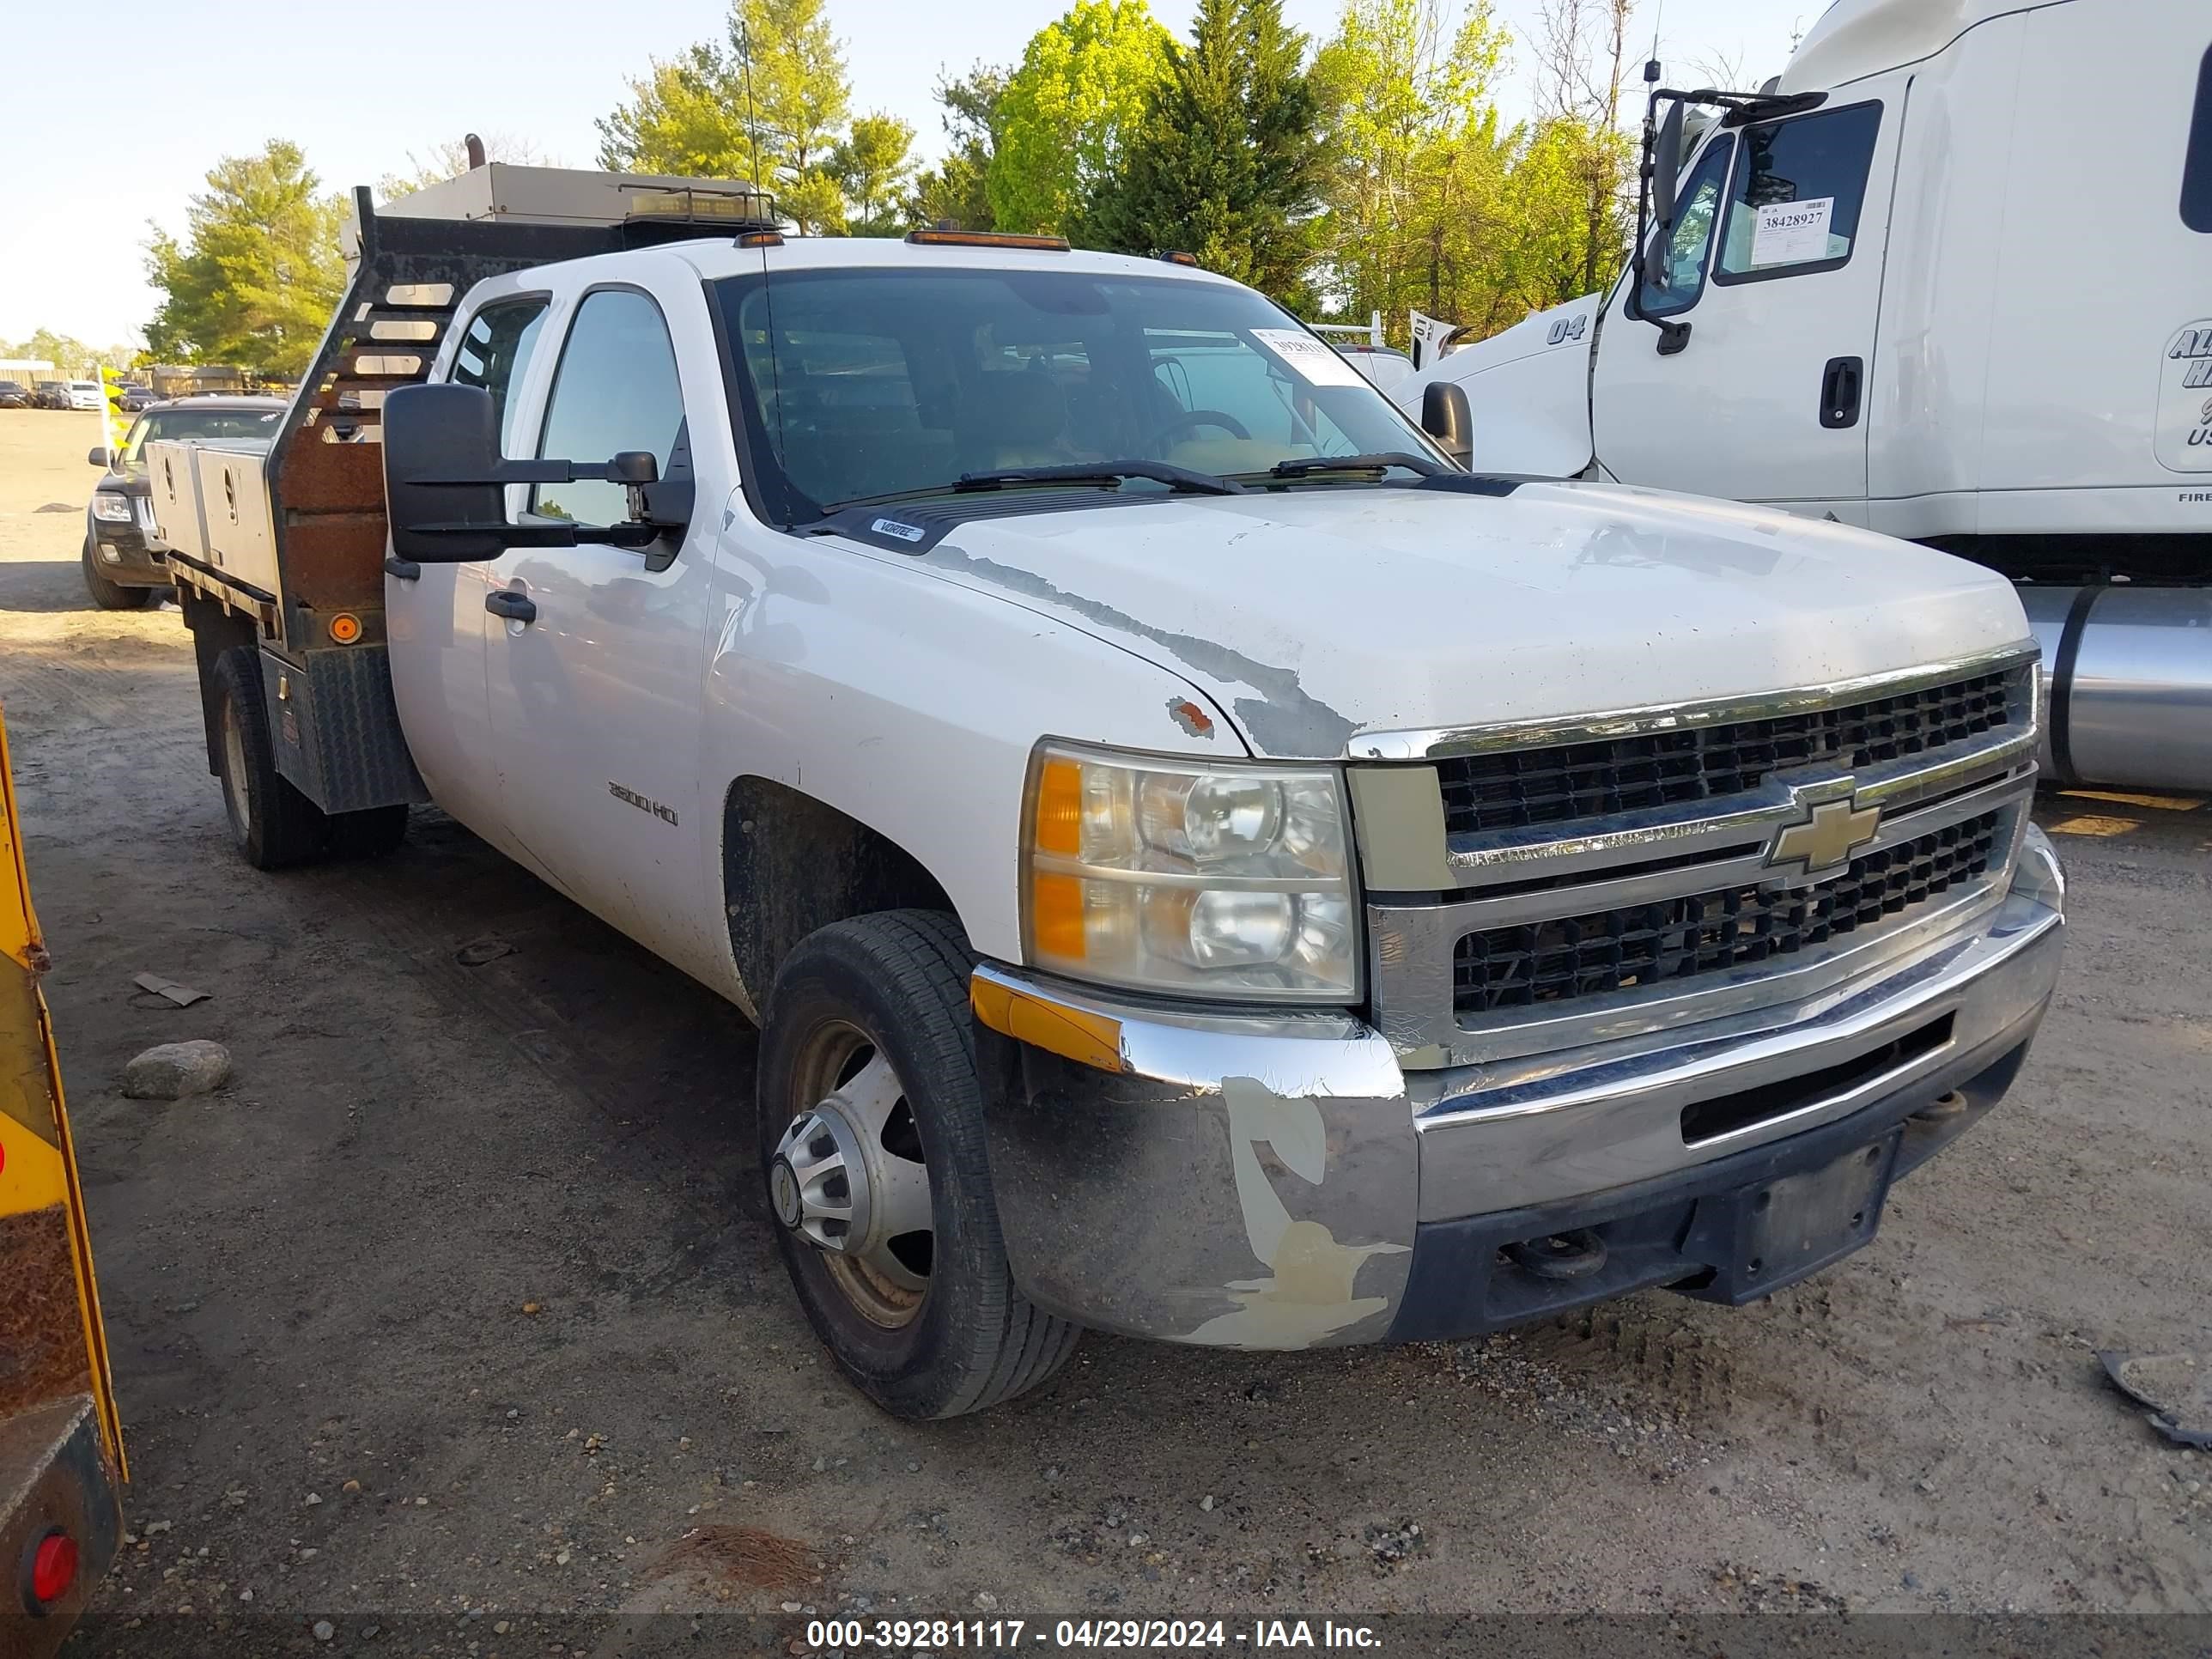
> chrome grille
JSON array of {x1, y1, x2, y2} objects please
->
[
  {"x1": 1357, "y1": 646, "x2": 2044, "y2": 1071},
  {"x1": 1436, "y1": 668, "x2": 2019, "y2": 836},
  {"x1": 1451, "y1": 811, "x2": 2004, "y2": 1015}
]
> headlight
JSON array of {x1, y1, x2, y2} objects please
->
[
  {"x1": 1021, "y1": 740, "x2": 1360, "y2": 1002},
  {"x1": 90, "y1": 494, "x2": 133, "y2": 523}
]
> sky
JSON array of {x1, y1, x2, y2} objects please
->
[{"x1": 0, "y1": 0, "x2": 1809, "y2": 349}]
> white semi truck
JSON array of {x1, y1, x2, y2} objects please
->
[
  {"x1": 149, "y1": 167, "x2": 2064, "y2": 1419},
  {"x1": 1395, "y1": 0, "x2": 2212, "y2": 795}
]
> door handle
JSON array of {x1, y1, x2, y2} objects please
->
[
  {"x1": 484, "y1": 590, "x2": 538, "y2": 624},
  {"x1": 1820, "y1": 356, "x2": 1864, "y2": 428}
]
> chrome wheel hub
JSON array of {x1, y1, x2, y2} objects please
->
[
  {"x1": 771, "y1": 1099, "x2": 873, "y2": 1254},
  {"x1": 774, "y1": 1030, "x2": 934, "y2": 1328}
]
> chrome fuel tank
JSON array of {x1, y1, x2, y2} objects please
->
[{"x1": 2018, "y1": 585, "x2": 2212, "y2": 793}]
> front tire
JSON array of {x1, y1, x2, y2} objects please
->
[
  {"x1": 210, "y1": 646, "x2": 330, "y2": 869},
  {"x1": 757, "y1": 909, "x2": 1080, "y2": 1419},
  {"x1": 82, "y1": 536, "x2": 154, "y2": 611}
]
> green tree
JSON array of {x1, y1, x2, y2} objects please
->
[
  {"x1": 597, "y1": 0, "x2": 853, "y2": 232},
  {"x1": 989, "y1": 0, "x2": 1172, "y2": 235},
  {"x1": 907, "y1": 64, "x2": 1004, "y2": 231},
  {"x1": 0, "y1": 329, "x2": 116, "y2": 378},
  {"x1": 1311, "y1": 0, "x2": 1514, "y2": 342},
  {"x1": 1085, "y1": 0, "x2": 1328, "y2": 301},
  {"x1": 830, "y1": 113, "x2": 917, "y2": 236},
  {"x1": 1528, "y1": 0, "x2": 1638, "y2": 295},
  {"x1": 143, "y1": 140, "x2": 346, "y2": 377}
]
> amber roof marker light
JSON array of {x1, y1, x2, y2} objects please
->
[{"x1": 905, "y1": 229, "x2": 1072, "y2": 252}]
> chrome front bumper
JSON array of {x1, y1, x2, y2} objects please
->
[{"x1": 970, "y1": 828, "x2": 2065, "y2": 1351}]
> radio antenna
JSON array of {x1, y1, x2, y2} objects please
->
[{"x1": 738, "y1": 17, "x2": 764, "y2": 191}]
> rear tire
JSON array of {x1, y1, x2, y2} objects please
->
[
  {"x1": 757, "y1": 909, "x2": 1081, "y2": 1419},
  {"x1": 82, "y1": 536, "x2": 154, "y2": 611},
  {"x1": 210, "y1": 646, "x2": 330, "y2": 869}
]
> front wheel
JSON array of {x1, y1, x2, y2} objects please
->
[
  {"x1": 757, "y1": 909, "x2": 1080, "y2": 1419},
  {"x1": 82, "y1": 536, "x2": 154, "y2": 611}
]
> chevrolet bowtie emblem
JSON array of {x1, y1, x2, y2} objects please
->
[{"x1": 1768, "y1": 794, "x2": 1883, "y2": 873}]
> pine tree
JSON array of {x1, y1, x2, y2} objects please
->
[{"x1": 1084, "y1": 0, "x2": 1327, "y2": 304}]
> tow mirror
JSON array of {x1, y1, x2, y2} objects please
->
[
  {"x1": 86, "y1": 446, "x2": 110, "y2": 468},
  {"x1": 1641, "y1": 101, "x2": 1686, "y2": 292},
  {"x1": 1420, "y1": 381, "x2": 1474, "y2": 469},
  {"x1": 381, "y1": 382, "x2": 662, "y2": 564}
]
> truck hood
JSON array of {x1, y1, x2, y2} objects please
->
[
  {"x1": 1419, "y1": 293, "x2": 1601, "y2": 383},
  {"x1": 913, "y1": 481, "x2": 2030, "y2": 760},
  {"x1": 1393, "y1": 295, "x2": 1603, "y2": 478}
]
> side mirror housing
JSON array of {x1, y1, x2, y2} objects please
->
[
  {"x1": 86, "y1": 446, "x2": 110, "y2": 468},
  {"x1": 383, "y1": 383, "x2": 508, "y2": 564},
  {"x1": 1641, "y1": 102, "x2": 1686, "y2": 292},
  {"x1": 381, "y1": 382, "x2": 665, "y2": 564},
  {"x1": 1421, "y1": 380, "x2": 1474, "y2": 469}
]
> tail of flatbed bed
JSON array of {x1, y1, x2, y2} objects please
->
[{"x1": 158, "y1": 182, "x2": 769, "y2": 823}]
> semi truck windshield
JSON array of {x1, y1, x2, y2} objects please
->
[{"x1": 713, "y1": 268, "x2": 1435, "y2": 518}]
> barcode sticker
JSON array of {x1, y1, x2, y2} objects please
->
[{"x1": 1751, "y1": 197, "x2": 1837, "y2": 267}]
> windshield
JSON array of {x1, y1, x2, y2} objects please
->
[
  {"x1": 713, "y1": 267, "x2": 1438, "y2": 517},
  {"x1": 116, "y1": 407, "x2": 282, "y2": 471}
]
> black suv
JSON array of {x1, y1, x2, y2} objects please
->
[
  {"x1": 83, "y1": 397, "x2": 285, "y2": 609},
  {"x1": 0, "y1": 381, "x2": 28, "y2": 410},
  {"x1": 32, "y1": 383, "x2": 72, "y2": 410}
]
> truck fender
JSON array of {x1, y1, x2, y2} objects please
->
[{"x1": 1393, "y1": 295, "x2": 1601, "y2": 478}]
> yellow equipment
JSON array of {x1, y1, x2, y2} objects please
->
[{"x1": 0, "y1": 704, "x2": 123, "y2": 1654}]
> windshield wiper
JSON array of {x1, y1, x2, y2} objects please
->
[
  {"x1": 1268, "y1": 452, "x2": 1442, "y2": 479},
  {"x1": 956, "y1": 460, "x2": 1247, "y2": 496}
]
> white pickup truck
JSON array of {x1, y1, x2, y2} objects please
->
[{"x1": 154, "y1": 170, "x2": 2066, "y2": 1419}]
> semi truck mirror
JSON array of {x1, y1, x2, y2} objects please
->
[
  {"x1": 383, "y1": 382, "x2": 510, "y2": 563},
  {"x1": 1642, "y1": 103, "x2": 1686, "y2": 291},
  {"x1": 1420, "y1": 381, "x2": 1474, "y2": 468}
]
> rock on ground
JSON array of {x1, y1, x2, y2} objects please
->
[{"x1": 122, "y1": 1040, "x2": 232, "y2": 1100}]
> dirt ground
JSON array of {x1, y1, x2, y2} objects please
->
[{"x1": 2, "y1": 406, "x2": 2208, "y2": 1653}]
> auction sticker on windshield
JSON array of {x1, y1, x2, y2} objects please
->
[
  {"x1": 1250, "y1": 328, "x2": 1367, "y2": 387},
  {"x1": 1751, "y1": 197, "x2": 1835, "y2": 267}
]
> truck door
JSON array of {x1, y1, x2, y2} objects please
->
[
  {"x1": 480, "y1": 271, "x2": 724, "y2": 984},
  {"x1": 385, "y1": 292, "x2": 550, "y2": 837},
  {"x1": 1592, "y1": 85, "x2": 1905, "y2": 520}
]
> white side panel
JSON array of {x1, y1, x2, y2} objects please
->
[
  {"x1": 1392, "y1": 297, "x2": 1599, "y2": 477},
  {"x1": 1977, "y1": 0, "x2": 2209, "y2": 495},
  {"x1": 477, "y1": 258, "x2": 727, "y2": 991},
  {"x1": 1863, "y1": 13, "x2": 2024, "y2": 507}
]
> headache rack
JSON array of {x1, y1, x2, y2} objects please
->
[{"x1": 155, "y1": 172, "x2": 772, "y2": 817}]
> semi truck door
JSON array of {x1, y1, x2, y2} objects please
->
[
  {"x1": 1593, "y1": 85, "x2": 1905, "y2": 520},
  {"x1": 386, "y1": 294, "x2": 550, "y2": 839},
  {"x1": 480, "y1": 276, "x2": 723, "y2": 983}
]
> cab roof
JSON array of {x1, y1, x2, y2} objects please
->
[
  {"x1": 667, "y1": 234, "x2": 1246, "y2": 289},
  {"x1": 1779, "y1": 0, "x2": 2056, "y2": 93}
]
